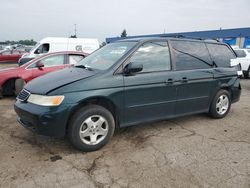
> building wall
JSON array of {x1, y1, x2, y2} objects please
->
[{"x1": 106, "y1": 27, "x2": 250, "y2": 48}]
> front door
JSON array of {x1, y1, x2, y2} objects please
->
[{"x1": 123, "y1": 41, "x2": 177, "y2": 126}]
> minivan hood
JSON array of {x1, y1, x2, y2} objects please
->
[{"x1": 25, "y1": 67, "x2": 98, "y2": 95}]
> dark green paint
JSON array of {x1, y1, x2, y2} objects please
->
[{"x1": 14, "y1": 38, "x2": 241, "y2": 137}]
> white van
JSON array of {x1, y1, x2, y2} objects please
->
[
  {"x1": 233, "y1": 48, "x2": 250, "y2": 78},
  {"x1": 19, "y1": 37, "x2": 99, "y2": 65}
]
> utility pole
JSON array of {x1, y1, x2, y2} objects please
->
[{"x1": 74, "y1": 24, "x2": 77, "y2": 38}]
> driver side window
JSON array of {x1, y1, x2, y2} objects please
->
[
  {"x1": 40, "y1": 55, "x2": 65, "y2": 67},
  {"x1": 130, "y1": 41, "x2": 171, "y2": 73},
  {"x1": 28, "y1": 55, "x2": 65, "y2": 69},
  {"x1": 35, "y1": 43, "x2": 50, "y2": 54}
]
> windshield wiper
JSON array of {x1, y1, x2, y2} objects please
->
[{"x1": 75, "y1": 65, "x2": 93, "y2": 71}]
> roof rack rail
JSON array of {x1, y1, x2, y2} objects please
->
[
  {"x1": 204, "y1": 38, "x2": 221, "y2": 42},
  {"x1": 160, "y1": 34, "x2": 220, "y2": 42}
]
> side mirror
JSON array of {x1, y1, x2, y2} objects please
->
[
  {"x1": 36, "y1": 61, "x2": 44, "y2": 69},
  {"x1": 35, "y1": 49, "x2": 41, "y2": 54},
  {"x1": 124, "y1": 63, "x2": 143, "y2": 75}
]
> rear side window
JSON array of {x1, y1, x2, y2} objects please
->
[
  {"x1": 130, "y1": 41, "x2": 171, "y2": 73},
  {"x1": 206, "y1": 44, "x2": 236, "y2": 67},
  {"x1": 69, "y1": 54, "x2": 85, "y2": 64},
  {"x1": 234, "y1": 50, "x2": 246, "y2": 58},
  {"x1": 171, "y1": 40, "x2": 212, "y2": 70}
]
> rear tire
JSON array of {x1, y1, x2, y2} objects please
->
[
  {"x1": 67, "y1": 105, "x2": 115, "y2": 152},
  {"x1": 247, "y1": 67, "x2": 250, "y2": 79},
  {"x1": 15, "y1": 79, "x2": 26, "y2": 96},
  {"x1": 209, "y1": 90, "x2": 231, "y2": 119}
]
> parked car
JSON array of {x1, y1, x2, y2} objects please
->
[
  {"x1": 14, "y1": 37, "x2": 241, "y2": 152},
  {"x1": 19, "y1": 37, "x2": 99, "y2": 66},
  {"x1": 233, "y1": 48, "x2": 250, "y2": 78},
  {"x1": 0, "y1": 51, "x2": 87, "y2": 98},
  {"x1": 0, "y1": 49, "x2": 27, "y2": 63}
]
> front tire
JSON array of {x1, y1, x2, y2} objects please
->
[
  {"x1": 15, "y1": 79, "x2": 26, "y2": 96},
  {"x1": 68, "y1": 105, "x2": 115, "y2": 152},
  {"x1": 209, "y1": 90, "x2": 231, "y2": 119}
]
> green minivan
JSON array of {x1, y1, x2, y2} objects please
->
[{"x1": 14, "y1": 37, "x2": 241, "y2": 151}]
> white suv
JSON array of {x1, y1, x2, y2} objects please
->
[{"x1": 233, "y1": 48, "x2": 250, "y2": 78}]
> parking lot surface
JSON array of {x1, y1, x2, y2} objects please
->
[{"x1": 0, "y1": 63, "x2": 249, "y2": 188}]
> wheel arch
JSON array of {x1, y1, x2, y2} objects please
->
[
  {"x1": 2, "y1": 77, "x2": 23, "y2": 95},
  {"x1": 66, "y1": 96, "x2": 119, "y2": 134}
]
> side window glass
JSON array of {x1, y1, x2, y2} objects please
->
[
  {"x1": 171, "y1": 40, "x2": 212, "y2": 70},
  {"x1": 206, "y1": 44, "x2": 236, "y2": 67},
  {"x1": 27, "y1": 63, "x2": 36, "y2": 69},
  {"x1": 69, "y1": 55, "x2": 84, "y2": 64},
  {"x1": 42, "y1": 43, "x2": 50, "y2": 53},
  {"x1": 35, "y1": 43, "x2": 50, "y2": 54},
  {"x1": 130, "y1": 41, "x2": 171, "y2": 73},
  {"x1": 40, "y1": 55, "x2": 65, "y2": 67},
  {"x1": 234, "y1": 50, "x2": 246, "y2": 58}
]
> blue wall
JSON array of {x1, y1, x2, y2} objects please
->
[
  {"x1": 223, "y1": 38, "x2": 237, "y2": 45},
  {"x1": 106, "y1": 27, "x2": 250, "y2": 44},
  {"x1": 244, "y1": 37, "x2": 250, "y2": 48}
]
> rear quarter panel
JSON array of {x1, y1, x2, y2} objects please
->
[{"x1": 211, "y1": 67, "x2": 240, "y2": 103}]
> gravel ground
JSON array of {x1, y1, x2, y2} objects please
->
[{"x1": 0, "y1": 63, "x2": 249, "y2": 188}]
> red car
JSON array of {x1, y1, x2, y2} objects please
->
[
  {"x1": 0, "y1": 49, "x2": 27, "y2": 63},
  {"x1": 0, "y1": 51, "x2": 87, "y2": 98}
]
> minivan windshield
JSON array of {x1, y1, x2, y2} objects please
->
[{"x1": 76, "y1": 41, "x2": 136, "y2": 70}]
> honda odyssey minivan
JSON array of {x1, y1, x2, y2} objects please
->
[{"x1": 14, "y1": 37, "x2": 241, "y2": 151}]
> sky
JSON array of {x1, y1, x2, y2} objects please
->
[{"x1": 0, "y1": 0, "x2": 250, "y2": 43}]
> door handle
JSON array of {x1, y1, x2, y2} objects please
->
[
  {"x1": 181, "y1": 77, "x2": 188, "y2": 83},
  {"x1": 165, "y1": 78, "x2": 173, "y2": 84}
]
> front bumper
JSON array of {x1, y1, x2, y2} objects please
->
[{"x1": 14, "y1": 100, "x2": 72, "y2": 137}]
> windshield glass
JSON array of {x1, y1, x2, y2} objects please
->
[{"x1": 76, "y1": 41, "x2": 136, "y2": 70}]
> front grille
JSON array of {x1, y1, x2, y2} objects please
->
[{"x1": 17, "y1": 89, "x2": 31, "y2": 102}]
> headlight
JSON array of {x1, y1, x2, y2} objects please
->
[{"x1": 27, "y1": 94, "x2": 64, "y2": 106}]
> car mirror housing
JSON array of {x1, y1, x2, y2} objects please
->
[
  {"x1": 124, "y1": 63, "x2": 143, "y2": 75},
  {"x1": 36, "y1": 61, "x2": 44, "y2": 69}
]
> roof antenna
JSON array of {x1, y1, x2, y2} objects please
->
[{"x1": 74, "y1": 24, "x2": 77, "y2": 38}]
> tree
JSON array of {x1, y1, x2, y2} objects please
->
[
  {"x1": 121, "y1": 29, "x2": 127, "y2": 37},
  {"x1": 3, "y1": 39, "x2": 37, "y2": 46},
  {"x1": 18, "y1": 39, "x2": 36, "y2": 46}
]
